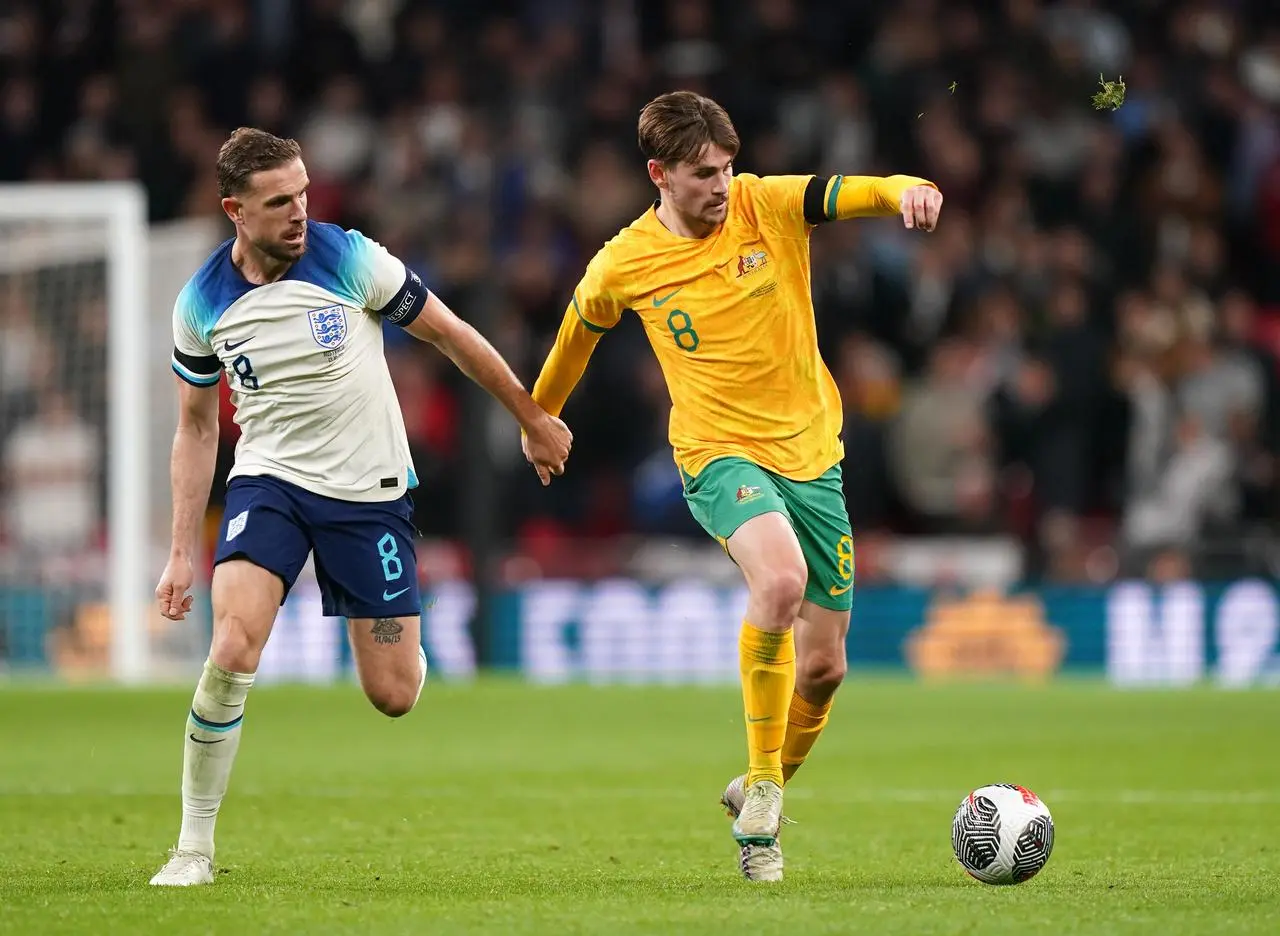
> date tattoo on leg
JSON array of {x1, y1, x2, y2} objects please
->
[{"x1": 371, "y1": 618, "x2": 403, "y2": 645}]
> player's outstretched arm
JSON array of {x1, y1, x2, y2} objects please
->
[
  {"x1": 404, "y1": 293, "x2": 572, "y2": 486},
  {"x1": 804, "y1": 174, "x2": 943, "y2": 231},
  {"x1": 529, "y1": 297, "x2": 610, "y2": 420},
  {"x1": 156, "y1": 378, "x2": 220, "y2": 621}
]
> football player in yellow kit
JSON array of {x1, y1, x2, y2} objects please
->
[{"x1": 527, "y1": 91, "x2": 943, "y2": 881}]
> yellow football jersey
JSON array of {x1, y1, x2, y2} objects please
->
[{"x1": 533, "y1": 172, "x2": 925, "y2": 481}]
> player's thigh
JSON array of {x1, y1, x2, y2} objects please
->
[
  {"x1": 683, "y1": 458, "x2": 788, "y2": 555},
  {"x1": 209, "y1": 478, "x2": 312, "y2": 672},
  {"x1": 726, "y1": 512, "x2": 808, "y2": 627},
  {"x1": 307, "y1": 493, "x2": 421, "y2": 618},
  {"x1": 774, "y1": 464, "x2": 855, "y2": 614},
  {"x1": 308, "y1": 495, "x2": 424, "y2": 711},
  {"x1": 209, "y1": 560, "x2": 287, "y2": 671},
  {"x1": 683, "y1": 458, "x2": 808, "y2": 623},
  {"x1": 346, "y1": 612, "x2": 423, "y2": 698},
  {"x1": 684, "y1": 458, "x2": 805, "y2": 576}
]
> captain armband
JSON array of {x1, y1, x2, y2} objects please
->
[
  {"x1": 377, "y1": 269, "x2": 428, "y2": 327},
  {"x1": 803, "y1": 176, "x2": 834, "y2": 225}
]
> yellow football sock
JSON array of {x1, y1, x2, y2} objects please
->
[
  {"x1": 782, "y1": 690, "x2": 832, "y2": 782},
  {"x1": 739, "y1": 621, "x2": 796, "y2": 788}
]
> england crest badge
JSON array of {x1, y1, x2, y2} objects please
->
[{"x1": 307, "y1": 304, "x2": 348, "y2": 349}]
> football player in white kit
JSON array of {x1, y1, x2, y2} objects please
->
[{"x1": 149, "y1": 128, "x2": 572, "y2": 886}]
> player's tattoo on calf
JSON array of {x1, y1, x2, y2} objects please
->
[{"x1": 371, "y1": 618, "x2": 403, "y2": 645}]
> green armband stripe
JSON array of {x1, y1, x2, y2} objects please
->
[{"x1": 825, "y1": 175, "x2": 844, "y2": 221}]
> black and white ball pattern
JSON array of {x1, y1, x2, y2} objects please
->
[{"x1": 952, "y1": 784, "x2": 1054, "y2": 885}]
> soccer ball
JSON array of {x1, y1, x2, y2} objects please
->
[{"x1": 951, "y1": 783, "x2": 1055, "y2": 885}]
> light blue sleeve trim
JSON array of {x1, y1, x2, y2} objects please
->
[{"x1": 171, "y1": 357, "x2": 221, "y2": 387}]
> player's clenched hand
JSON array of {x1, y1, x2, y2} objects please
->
[
  {"x1": 156, "y1": 554, "x2": 196, "y2": 621},
  {"x1": 521, "y1": 412, "x2": 573, "y2": 486},
  {"x1": 900, "y1": 185, "x2": 943, "y2": 232}
]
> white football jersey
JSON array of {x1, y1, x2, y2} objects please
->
[{"x1": 170, "y1": 220, "x2": 427, "y2": 502}]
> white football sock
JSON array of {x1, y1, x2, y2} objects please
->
[{"x1": 176, "y1": 659, "x2": 255, "y2": 859}]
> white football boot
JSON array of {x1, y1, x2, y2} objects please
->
[
  {"x1": 722, "y1": 774, "x2": 785, "y2": 882},
  {"x1": 149, "y1": 849, "x2": 214, "y2": 887}
]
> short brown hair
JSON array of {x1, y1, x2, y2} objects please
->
[
  {"x1": 216, "y1": 127, "x2": 302, "y2": 198},
  {"x1": 638, "y1": 91, "x2": 740, "y2": 166}
]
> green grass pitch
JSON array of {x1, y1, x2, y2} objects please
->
[{"x1": 2, "y1": 677, "x2": 1278, "y2": 934}]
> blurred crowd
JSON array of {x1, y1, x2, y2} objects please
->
[{"x1": 3, "y1": 0, "x2": 1280, "y2": 582}]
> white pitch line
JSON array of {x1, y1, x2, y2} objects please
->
[
  {"x1": 811, "y1": 789, "x2": 1280, "y2": 806},
  {"x1": 2, "y1": 786, "x2": 1279, "y2": 805}
]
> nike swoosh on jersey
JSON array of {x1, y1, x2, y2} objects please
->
[
  {"x1": 828, "y1": 582, "x2": 853, "y2": 597},
  {"x1": 189, "y1": 734, "x2": 225, "y2": 745},
  {"x1": 223, "y1": 337, "x2": 253, "y2": 351},
  {"x1": 653, "y1": 287, "x2": 683, "y2": 307},
  {"x1": 383, "y1": 587, "x2": 411, "y2": 602}
]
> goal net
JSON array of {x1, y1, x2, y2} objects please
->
[{"x1": 0, "y1": 183, "x2": 173, "y2": 683}]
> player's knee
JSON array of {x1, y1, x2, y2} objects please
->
[
  {"x1": 371, "y1": 692, "x2": 417, "y2": 719},
  {"x1": 209, "y1": 613, "x2": 268, "y2": 674},
  {"x1": 752, "y1": 565, "x2": 806, "y2": 627},
  {"x1": 367, "y1": 679, "x2": 419, "y2": 719},
  {"x1": 798, "y1": 647, "x2": 847, "y2": 699}
]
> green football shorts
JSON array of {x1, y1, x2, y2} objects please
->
[{"x1": 681, "y1": 457, "x2": 854, "y2": 611}]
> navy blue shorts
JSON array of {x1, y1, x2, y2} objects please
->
[{"x1": 214, "y1": 474, "x2": 421, "y2": 619}]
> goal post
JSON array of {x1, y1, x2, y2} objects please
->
[{"x1": 0, "y1": 182, "x2": 149, "y2": 683}]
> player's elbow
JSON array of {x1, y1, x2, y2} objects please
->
[
  {"x1": 181, "y1": 410, "x2": 219, "y2": 437},
  {"x1": 177, "y1": 405, "x2": 220, "y2": 443},
  {"x1": 176, "y1": 413, "x2": 219, "y2": 447},
  {"x1": 176, "y1": 382, "x2": 221, "y2": 441}
]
